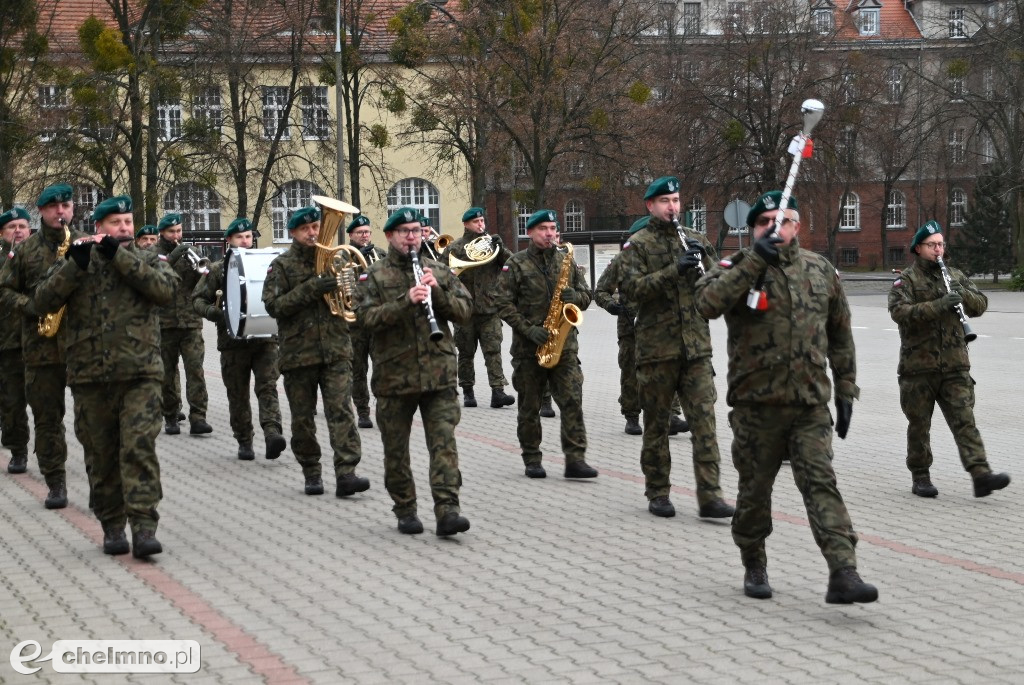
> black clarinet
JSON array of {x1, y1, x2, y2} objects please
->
[
  {"x1": 936, "y1": 256, "x2": 977, "y2": 343},
  {"x1": 409, "y1": 249, "x2": 444, "y2": 341}
]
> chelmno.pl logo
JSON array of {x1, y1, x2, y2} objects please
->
[{"x1": 10, "y1": 640, "x2": 201, "y2": 674}]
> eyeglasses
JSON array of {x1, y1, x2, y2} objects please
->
[
  {"x1": 920, "y1": 241, "x2": 945, "y2": 249},
  {"x1": 755, "y1": 216, "x2": 794, "y2": 227},
  {"x1": 390, "y1": 227, "x2": 420, "y2": 237}
]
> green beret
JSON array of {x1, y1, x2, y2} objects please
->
[
  {"x1": 746, "y1": 191, "x2": 798, "y2": 228},
  {"x1": 910, "y1": 220, "x2": 942, "y2": 249},
  {"x1": 462, "y1": 207, "x2": 484, "y2": 223},
  {"x1": 628, "y1": 216, "x2": 649, "y2": 235},
  {"x1": 382, "y1": 207, "x2": 421, "y2": 233},
  {"x1": 92, "y1": 195, "x2": 133, "y2": 222},
  {"x1": 417, "y1": 211, "x2": 431, "y2": 228},
  {"x1": 644, "y1": 176, "x2": 680, "y2": 200},
  {"x1": 225, "y1": 217, "x2": 253, "y2": 237},
  {"x1": 37, "y1": 183, "x2": 73, "y2": 207},
  {"x1": 158, "y1": 213, "x2": 182, "y2": 232},
  {"x1": 134, "y1": 224, "x2": 158, "y2": 239},
  {"x1": 287, "y1": 206, "x2": 321, "y2": 231},
  {"x1": 525, "y1": 209, "x2": 557, "y2": 231},
  {"x1": 346, "y1": 214, "x2": 370, "y2": 234},
  {"x1": 0, "y1": 207, "x2": 31, "y2": 229}
]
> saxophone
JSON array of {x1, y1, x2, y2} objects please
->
[
  {"x1": 38, "y1": 219, "x2": 70, "y2": 338},
  {"x1": 536, "y1": 242, "x2": 584, "y2": 369}
]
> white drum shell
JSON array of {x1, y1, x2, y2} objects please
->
[{"x1": 225, "y1": 247, "x2": 283, "y2": 339}]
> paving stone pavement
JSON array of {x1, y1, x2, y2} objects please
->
[{"x1": 1, "y1": 285, "x2": 1022, "y2": 684}]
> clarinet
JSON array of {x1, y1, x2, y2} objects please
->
[
  {"x1": 936, "y1": 256, "x2": 978, "y2": 343},
  {"x1": 671, "y1": 214, "x2": 705, "y2": 276},
  {"x1": 409, "y1": 248, "x2": 444, "y2": 342}
]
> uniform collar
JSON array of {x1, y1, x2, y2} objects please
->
[
  {"x1": 290, "y1": 241, "x2": 316, "y2": 263},
  {"x1": 915, "y1": 255, "x2": 940, "y2": 272},
  {"x1": 778, "y1": 237, "x2": 800, "y2": 264},
  {"x1": 387, "y1": 244, "x2": 412, "y2": 266},
  {"x1": 41, "y1": 222, "x2": 67, "y2": 244}
]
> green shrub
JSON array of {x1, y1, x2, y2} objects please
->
[{"x1": 1008, "y1": 267, "x2": 1024, "y2": 291}]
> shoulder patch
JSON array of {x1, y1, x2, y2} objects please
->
[
  {"x1": 158, "y1": 254, "x2": 168, "y2": 261},
  {"x1": 622, "y1": 241, "x2": 631, "y2": 250},
  {"x1": 266, "y1": 266, "x2": 273, "y2": 273},
  {"x1": 718, "y1": 258, "x2": 732, "y2": 268},
  {"x1": 892, "y1": 278, "x2": 902, "y2": 288},
  {"x1": 501, "y1": 264, "x2": 509, "y2": 272},
  {"x1": 358, "y1": 273, "x2": 368, "y2": 281}
]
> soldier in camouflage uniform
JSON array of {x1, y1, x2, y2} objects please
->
[
  {"x1": 0, "y1": 184, "x2": 88, "y2": 509},
  {"x1": 346, "y1": 214, "x2": 385, "y2": 428},
  {"x1": 34, "y1": 196, "x2": 176, "y2": 558},
  {"x1": 695, "y1": 190, "x2": 877, "y2": 604},
  {"x1": 358, "y1": 207, "x2": 473, "y2": 536},
  {"x1": 134, "y1": 224, "x2": 158, "y2": 250},
  {"x1": 155, "y1": 213, "x2": 212, "y2": 436},
  {"x1": 263, "y1": 206, "x2": 368, "y2": 497},
  {"x1": 0, "y1": 209, "x2": 31, "y2": 474},
  {"x1": 888, "y1": 220, "x2": 1010, "y2": 499},
  {"x1": 496, "y1": 209, "x2": 598, "y2": 480},
  {"x1": 192, "y1": 218, "x2": 286, "y2": 461},
  {"x1": 619, "y1": 177, "x2": 733, "y2": 520},
  {"x1": 442, "y1": 207, "x2": 515, "y2": 410}
]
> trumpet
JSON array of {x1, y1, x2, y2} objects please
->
[
  {"x1": 183, "y1": 246, "x2": 211, "y2": 274},
  {"x1": 936, "y1": 256, "x2": 978, "y2": 343}
]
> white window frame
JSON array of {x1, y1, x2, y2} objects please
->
[
  {"x1": 163, "y1": 183, "x2": 221, "y2": 234},
  {"x1": 812, "y1": 9, "x2": 833, "y2": 34},
  {"x1": 564, "y1": 200, "x2": 584, "y2": 232},
  {"x1": 858, "y1": 8, "x2": 879, "y2": 36},
  {"x1": 838, "y1": 127, "x2": 857, "y2": 165},
  {"x1": 38, "y1": 85, "x2": 70, "y2": 141},
  {"x1": 386, "y1": 178, "x2": 440, "y2": 230},
  {"x1": 74, "y1": 186, "x2": 104, "y2": 234},
  {"x1": 301, "y1": 86, "x2": 330, "y2": 140},
  {"x1": 194, "y1": 86, "x2": 223, "y2": 132},
  {"x1": 839, "y1": 192, "x2": 860, "y2": 232},
  {"x1": 948, "y1": 128, "x2": 965, "y2": 165},
  {"x1": 885, "y1": 65, "x2": 902, "y2": 103},
  {"x1": 950, "y1": 188, "x2": 967, "y2": 226},
  {"x1": 156, "y1": 99, "x2": 182, "y2": 141},
  {"x1": 949, "y1": 8, "x2": 966, "y2": 38},
  {"x1": 886, "y1": 190, "x2": 906, "y2": 230},
  {"x1": 681, "y1": 3, "x2": 701, "y2": 35},
  {"x1": 262, "y1": 86, "x2": 291, "y2": 140},
  {"x1": 688, "y1": 197, "x2": 706, "y2": 234},
  {"x1": 516, "y1": 204, "x2": 534, "y2": 237},
  {"x1": 272, "y1": 180, "x2": 323, "y2": 243},
  {"x1": 727, "y1": 2, "x2": 746, "y2": 32},
  {"x1": 950, "y1": 75, "x2": 965, "y2": 101}
]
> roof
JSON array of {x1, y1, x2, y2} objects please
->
[{"x1": 834, "y1": 0, "x2": 923, "y2": 41}]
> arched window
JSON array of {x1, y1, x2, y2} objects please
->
[
  {"x1": 564, "y1": 199, "x2": 584, "y2": 232},
  {"x1": 839, "y1": 192, "x2": 860, "y2": 231},
  {"x1": 950, "y1": 187, "x2": 967, "y2": 226},
  {"x1": 687, "y1": 196, "x2": 706, "y2": 234},
  {"x1": 886, "y1": 190, "x2": 906, "y2": 230},
  {"x1": 272, "y1": 180, "x2": 323, "y2": 242},
  {"x1": 163, "y1": 182, "x2": 221, "y2": 235},
  {"x1": 74, "y1": 185, "x2": 104, "y2": 234},
  {"x1": 386, "y1": 178, "x2": 440, "y2": 230},
  {"x1": 516, "y1": 203, "x2": 534, "y2": 237}
]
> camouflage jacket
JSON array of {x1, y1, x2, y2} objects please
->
[
  {"x1": 0, "y1": 222, "x2": 88, "y2": 366},
  {"x1": 358, "y1": 246, "x2": 472, "y2": 396},
  {"x1": 619, "y1": 218, "x2": 716, "y2": 365},
  {"x1": 155, "y1": 235, "x2": 203, "y2": 330},
  {"x1": 262, "y1": 241, "x2": 351, "y2": 372},
  {"x1": 887, "y1": 256, "x2": 986, "y2": 376},
  {"x1": 0, "y1": 240, "x2": 21, "y2": 352},
  {"x1": 442, "y1": 230, "x2": 512, "y2": 316},
  {"x1": 192, "y1": 258, "x2": 277, "y2": 352},
  {"x1": 33, "y1": 242, "x2": 177, "y2": 385},
  {"x1": 593, "y1": 251, "x2": 637, "y2": 340},
  {"x1": 694, "y1": 238, "x2": 859, "y2": 406},
  {"x1": 496, "y1": 242, "x2": 592, "y2": 360}
]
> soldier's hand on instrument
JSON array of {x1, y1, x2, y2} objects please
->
[
  {"x1": 606, "y1": 301, "x2": 625, "y2": 316},
  {"x1": 560, "y1": 286, "x2": 578, "y2": 304},
  {"x1": 22, "y1": 298, "x2": 41, "y2": 319},
  {"x1": 526, "y1": 326, "x2": 550, "y2": 345},
  {"x1": 97, "y1": 235, "x2": 120, "y2": 259},
  {"x1": 408, "y1": 283, "x2": 431, "y2": 304},
  {"x1": 753, "y1": 234, "x2": 783, "y2": 266},
  {"x1": 676, "y1": 249, "x2": 703, "y2": 275},
  {"x1": 490, "y1": 233, "x2": 503, "y2": 248},
  {"x1": 685, "y1": 237, "x2": 705, "y2": 255},
  {"x1": 168, "y1": 243, "x2": 190, "y2": 262},
  {"x1": 68, "y1": 240, "x2": 92, "y2": 270},
  {"x1": 939, "y1": 291, "x2": 963, "y2": 308},
  {"x1": 419, "y1": 267, "x2": 438, "y2": 288},
  {"x1": 835, "y1": 396, "x2": 853, "y2": 439},
  {"x1": 313, "y1": 272, "x2": 338, "y2": 294},
  {"x1": 204, "y1": 306, "x2": 220, "y2": 323}
]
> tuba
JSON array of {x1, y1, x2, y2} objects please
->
[
  {"x1": 449, "y1": 235, "x2": 500, "y2": 276},
  {"x1": 536, "y1": 242, "x2": 584, "y2": 368},
  {"x1": 311, "y1": 195, "x2": 368, "y2": 322},
  {"x1": 38, "y1": 219, "x2": 70, "y2": 338}
]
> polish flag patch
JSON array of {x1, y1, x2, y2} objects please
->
[
  {"x1": 158, "y1": 254, "x2": 168, "y2": 261},
  {"x1": 266, "y1": 266, "x2": 273, "y2": 273},
  {"x1": 358, "y1": 273, "x2": 368, "y2": 281},
  {"x1": 502, "y1": 265, "x2": 509, "y2": 272},
  {"x1": 622, "y1": 241, "x2": 632, "y2": 250},
  {"x1": 892, "y1": 278, "x2": 902, "y2": 288},
  {"x1": 718, "y1": 258, "x2": 732, "y2": 268}
]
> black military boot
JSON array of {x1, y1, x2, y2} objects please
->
[
  {"x1": 825, "y1": 567, "x2": 878, "y2": 604},
  {"x1": 743, "y1": 565, "x2": 772, "y2": 599},
  {"x1": 912, "y1": 477, "x2": 938, "y2": 498},
  {"x1": 304, "y1": 475, "x2": 324, "y2": 495},
  {"x1": 189, "y1": 419, "x2": 213, "y2": 435},
  {"x1": 624, "y1": 415, "x2": 642, "y2": 435},
  {"x1": 699, "y1": 499, "x2": 736, "y2": 519},
  {"x1": 490, "y1": 387, "x2": 515, "y2": 408},
  {"x1": 132, "y1": 529, "x2": 163, "y2": 559},
  {"x1": 973, "y1": 471, "x2": 1011, "y2": 498},
  {"x1": 357, "y1": 411, "x2": 373, "y2": 429},
  {"x1": 237, "y1": 442, "x2": 255, "y2": 461},
  {"x1": 648, "y1": 496, "x2": 675, "y2": 518},
  {"x1": 177, "y1": 412, "x2": 186, "y2": 422},
  {"x1": 164, "y1": 416, "x2": 180, "y2": 435},
  {"x1": 564, "y1": 461, "x2": 598, "y2": 479},
  {"x1": 397, "y1": 515, "x2": 424, "y2": 535},
  {"x1": 265, "y1": 433, "x2": 286, "y2": 460},
  {"x1": 524, "y1": 463, "x2": 547, "y2": 479},
  {"x1": 539, "y1": 397, "x2": 555, "y2": 418},
  {"x1": 336, "y1": 473, "x2": 370, "y2": 497},
  {"x1": 462, "y1": 387, "x2": 477, "y2": 408},
  {"x1": 668, "y1": 415, "x2": 689, "y2": 435},
  {"x1": 436, "y1": 512, "x2": 471, "y2": 537},
  {"x1": 7, "y1": 450, "x2": 28, "y2": 474},
  {"x1": 102, "y1": 522, "x2": 130, "y2": 556},
  {"x1": 44, "y1": 479, "x2": 68, "y2": 509}
]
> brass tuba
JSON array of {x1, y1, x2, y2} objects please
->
[
  {"x1": 449, "y1": 235, "x2": 500, "y2": 276},
  {"x1": 536, "y1": 242, "x2": 583, "y2": 368},
  {"x1": 38, "y1": 219, "x2": 70, "y2": 338},
  {"x1": 311, "y1": 195, "x2": 368, "y2": 322}
]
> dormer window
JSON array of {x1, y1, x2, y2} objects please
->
[
  {"x1": 858, "y1": 8, "x2": 880, "y2": 36},
  {"x1": 812, "y1": 9, "x2": 834, "y2": 34}
]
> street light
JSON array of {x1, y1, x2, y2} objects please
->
[{"x1": 335, "y1": 0, "x2": 346, "y2": 203}]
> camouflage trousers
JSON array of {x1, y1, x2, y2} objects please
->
[
  {"x1": 376, "y1": 388, "x2": 462, "y2": 519},
  {"x1": 71, "y1": 379, "x2": 163, "y2": 535},
  {"x1": 899, "y1": 370, "x2": 988, "y2": 477},
  {"x1": 511, "y1": 355, "x2": 587, "y2": 465},
  {"x1": 617, "y1": 332, "x2": 682, "y2": 419},
  {"x1": 729, "y1": 404, "x2": 858, "y2": 573},
  {"x1": 282, "y1": 361, "x2": 361, "y2": 480},
  {"x1": 0, "y1": 349, "x2": 29, "y2": 454},
  {"x1": 220, "y1": 343, "x2": 282, "y2": 444},
  {"x1": 455, "y1": 314, "x2": 508, "y2": 389},
  {"x1": 636, "y1": 358, "x2": 722, "y2": 504},
  {"x1": 25, "y1": 363, "x2": 67, "y2": 485},
  {"x1": 351, "y1": 326, "x2": 373, "y2": 417},
  {"x1": 160, "y1": 327, "x2": 208, "y2": 421}
]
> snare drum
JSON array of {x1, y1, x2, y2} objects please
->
[{"x1": 224, "y1": 247, "x2": 283, "y2": 339}]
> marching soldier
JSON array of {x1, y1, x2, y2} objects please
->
[
  {"x1": 155, "y1": 213, "x2": 212, "y2": 436},
  {"x1": 442, "y1": 207, "x2": 515, "y2": 409},
  {"x1": 359, "y1": 207, "x2": 473, "y2": 536},
  {"x1": 346, "y1": 214, "x2": 384, "y2": 428},
  {"x1": 134, "y1": 224, "x2": 159, "y2": 250},
  {"x1": 0, "y1": 184, "x2": 87, "y2": 509},
  {"x1": 888, "y1": 220, "x2": 1010, "y2": 499},
  {"x1": 496, "y1": 209, "x2": 597, "y2": 480},
  {"x1": 0, "y1": 209, "x2": 31, "y2": 474},
  {"x1": 620, "y1": 177, "x2": 733, "y2": 520},
  {"x1": 34, "y1": 195, "x2": 176, "y2": 558},
  {"x1": 695, "y1": 191, "x2": 877, "y2": 603},
  {"x1": 192, "y1": 218, "x2": 286, "y2": 461},
  {"x1": 263, "y1": 206, "x2": 369, "y2": 497}
]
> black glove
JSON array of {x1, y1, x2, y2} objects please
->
[
  {"x1": 835, "y1": 397, "x2": 853, "y2": 440},
  {"x1": 939, "y1": 291, "x2": 963, "y2": 309},
  {"x1": 97, "y1": 235, "x2": 120, "y2": 260},
  {"x1": 526, "y1": 326, "x2": 550, "y2": 345},
  {"x1": 490, "y1": 233, "x2": 503, "y2": 249},
  {"x1": 168, "y1": 242, "x2": 190, "y2": 262},
  {"x1": 676, "y1": 248, "x2": 702, "y2": 275},
  {"x1": 313, "y1": 272, "x2": 338, "y2": 294},
  {"x1": 753, "y1": 234, "x2": 783, "y2": 266},
  {"x1": 685, "y1": 237, "x2": 705, "y2": 255},
  {"x1": 606, "y1": 301, "x2": 625, "y2": 316},
  {"x1": 560, "y1": 287, "x2": 577, "y2": 304},
  {"x1": 68, "y1": 240, "x2": 92, "y2": 270},
  {"x1": 204, "y1": 305, "x2": 221, "y2": 323}
]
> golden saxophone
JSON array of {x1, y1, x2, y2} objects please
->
[
  {"x1": 311, "y1": 194, "x2": 367, "y2": 322},
  {"x1": 38, "y1": 219, "x2": 70, "y2": 338},
  {"x1": 536, "y1": 242, "x2": 584, "y2": 369}
]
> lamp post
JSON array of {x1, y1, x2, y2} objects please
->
[{"x1": 335, "y1": 0, "x2": 346, "y2": 202}]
